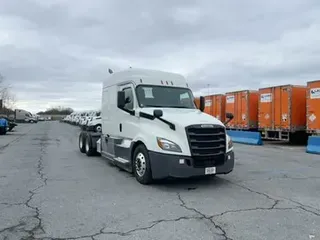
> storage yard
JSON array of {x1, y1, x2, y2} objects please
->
[
  {"x1": 0, "y1": 122, "x2": 319, "y2": 240},
  {"x1": 1, "y1": 69, "x2": 319, "y2": 239},
  {"x1": 1, "y1": 1, "x2": 320, "y2": 239}
]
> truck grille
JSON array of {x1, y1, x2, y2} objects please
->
[{"x1": 185, "y1": 124, "x2": 226, "y2": 168}]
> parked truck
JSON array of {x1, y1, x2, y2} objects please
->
[
  {"x1": 85, "y1": 111, "x2": 102, "y2": 132},
  {"x1": 0, "y1": 116, "x2": 17, "y2": 133},
  {"x1": 78, "y1": 68, "x2": 235, "y2": 184},
  {"x1": 14, "y1": 109, "x2": 38, "y2": 123}
]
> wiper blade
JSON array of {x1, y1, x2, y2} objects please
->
[
  {"x1": 144, "y1": 105, "x2": 189, "y2": 108},
  {"x1": 143, "y1": 105, "x2": 163, "y2": 107},
  {"x1": 169, "y1": 106, "x2": 190, "y2": 108}
]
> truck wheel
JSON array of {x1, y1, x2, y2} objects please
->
[
  {"x1": 0, "y1": 127, "x2": 6, "y2": 135},
  {"x1": 79, "y1": 132, "x2": 86, "y2": 153},
  {"x1": 132, "y1": 144, "x2": 153, "y2": 185},
  {"x1": 85, "y1": 133, "x2": 96, "y2": 156},
  {"x1": 95, "y1": 124, "x2": 102, "y2": 132}
]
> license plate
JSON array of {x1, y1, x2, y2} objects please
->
[{"x1": 205, "y1": 167, "x2": 216, "y2": 175}]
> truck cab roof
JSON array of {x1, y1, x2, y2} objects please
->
[{"x1": 103, "y1": 68, "x2": 189, "y2": 89}]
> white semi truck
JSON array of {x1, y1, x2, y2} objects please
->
[
  {"x1": 85, "y1": 111, "x2": 102, "y2": 132},
  {"x1": 78, "y1": 68, "x2": 235, "y2": 184}
]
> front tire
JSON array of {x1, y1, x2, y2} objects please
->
[
  {"x1": 132, "y1": 144, "x2": 153, "y2": 185},
  {"x1": 0, "y1": 127, "x2": 6, "y2": 135}
]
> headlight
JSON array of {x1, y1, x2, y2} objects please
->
[
  {"x1": 226, "y1": 134, "x2": 233, "y2": 152},
  {"x1": 157, "y1": 137, "x2": 182, "y2": 152}
]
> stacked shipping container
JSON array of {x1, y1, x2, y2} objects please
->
[{"x1": 194, "y1": 97, "x2": 200, "y2": 109}]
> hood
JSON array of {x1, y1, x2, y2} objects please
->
[{"x1": 139, "y1": 108, "x2": 225, "y2": 127}]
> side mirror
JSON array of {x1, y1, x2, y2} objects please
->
[
  {"x1": 125, "y1": 96, "x2": 131, "y2": 104},
  {"x1": 117, "y1": 91, "x2": 126, "y2": 109},
  {"x1": 199, "y1": 96, "x2": 205, "y2": 112},
  {"x1": 226, "y1": 113, "x2": 234, "y2": 120},
  {"x1": 224, "y1": 112, "x2": 234, "y2": 125},
  {"x1": 153, "y1": 109, "x2": 163, "y2": 118}
]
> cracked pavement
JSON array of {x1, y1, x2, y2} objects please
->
[{"x1": 0, "y1": 122, "x2": 319, "y2": 240}]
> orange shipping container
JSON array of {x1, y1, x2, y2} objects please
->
[
  {"x1": 306, "y1": 80, "x2": 320, "y2": 133},
  {"x1": 258, "y1": 84, "x2": 306, "y2": 131},
  {"x1": 225, "y1": 90, "x2": 259, "y2": 129},
  {"x1": 194, "y1": 97, "x2": 200, "y2": 109},
  {"x1": 204, "y1": 96, "x2": 213, "y2": 115},
  {"x1": 204, "y1": 94, "x2": 226, "y2": 122}
]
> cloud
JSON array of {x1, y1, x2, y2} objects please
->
[{"x1": 1, "y1": 0, "x2": 320, "y2": 112}]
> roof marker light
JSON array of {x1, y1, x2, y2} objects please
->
[
  {"x1": 140, "y1": 78, "x2": 143, "y2": 83},
  {"x1": 161, "y1": 80, "x2": 164, "y2": 84},
  {"x1": 171, "y1": 81, "x2": 173, "y2": 85},
  {"x1": 166, "y1": 81, "x2": 168, "y2": 85}
]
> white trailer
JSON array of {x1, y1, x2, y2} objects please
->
[{"x1": 78, "y1": 68, "x2": 235, "y2": 184}]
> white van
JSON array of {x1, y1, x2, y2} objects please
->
[{"x1": 78, "y1": 68, "x2": 235, "y2": 184}]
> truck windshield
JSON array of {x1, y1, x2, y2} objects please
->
[{"x1": 136, "y1": 85, "x2": 196, "y2": 109}]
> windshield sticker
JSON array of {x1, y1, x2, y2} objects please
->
[{"x1": 143, "y1": 87, "x2": 154, "y2": 98}]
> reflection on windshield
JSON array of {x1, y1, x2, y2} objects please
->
[{"x1": 136, "y1": 85, "x2": 196, "y2": 109}]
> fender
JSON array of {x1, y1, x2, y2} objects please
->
[{"x1": 131, "y1": 135, "x2": 149, "y2": 149}]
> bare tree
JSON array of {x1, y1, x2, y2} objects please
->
[{"x1": 0, "y1": 73, "x2": 16, "y2": 111}]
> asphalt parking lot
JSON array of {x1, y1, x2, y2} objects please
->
[{"x1": 0, "y1": 122, "x2": 319, "y2": 240}]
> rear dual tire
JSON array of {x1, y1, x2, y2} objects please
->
[
  {"x1": 79, "y1": 132, "x2": 86, "y2": 153},
  {"x1": 78, "y1": 132, "x2": 98, "y2": 156}
]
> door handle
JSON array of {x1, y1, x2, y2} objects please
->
[{"x1": 119, "y1": 123, "x2": 122, "y2": 132}]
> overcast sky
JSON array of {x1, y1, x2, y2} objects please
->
[{"x1": 1, "y1": 0, "x2": 320, "y2": 113}]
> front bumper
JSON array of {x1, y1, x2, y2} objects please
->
[{"x1": 148, "y1": 150, "x2": 235, "y2": 180}]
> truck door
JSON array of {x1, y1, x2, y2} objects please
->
[
  {"x1": 114, "y1": 83, "x2": 137, "y2": 161},
  {"x1": 118, "y1": 84, "x2": 135, "y2": 137}
]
